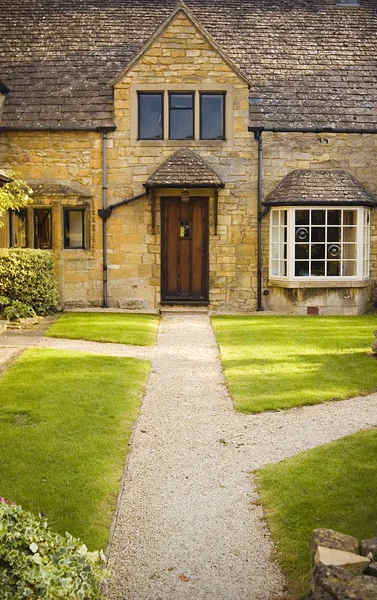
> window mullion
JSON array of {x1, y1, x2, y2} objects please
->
[
  {"x1": 164, "y1": 92, "x2": 169, "y2": 140},
  {"x1": 356, "y1": 207, "x2": 363, "y2": 279},
  {"x1": 288, "y1": 208, "x2": 295, "y2": 279}
]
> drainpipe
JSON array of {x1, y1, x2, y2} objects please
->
[
  {"x1": 102, "y1": 131, "x2": 108, "y2": 308},
  {"x1": 255, "y1": 129, "x2": 264, "y2": 311}
]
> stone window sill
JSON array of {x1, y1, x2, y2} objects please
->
[{"x1": 268, "y1": 279, "x2": 370, "y2": 289}]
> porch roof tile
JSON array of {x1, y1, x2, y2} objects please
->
[
  {"x1": 145, "y1": 149, "x2": 224, "y2": 188},
  {"x1": 264, "y1": 170, "x2": 377, "y2": 206}
]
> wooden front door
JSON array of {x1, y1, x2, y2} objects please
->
[{"x1": 161, "y1": 196, "x2": 209, "y2": 304}]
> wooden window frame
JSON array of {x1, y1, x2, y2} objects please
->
[
  {"x1": 199, "y1": 92, "x2": 226, "y2": 141},
  {"x1": 63, "y1": 208, "x2": 85, "y2": 250},
  {"x1": 137, "y1": 92, "x2": 164, "y2": 141}
]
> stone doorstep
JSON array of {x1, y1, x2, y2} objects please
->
[
  {"x1": 160, "y1": 306, "x2": 208, "y2": 314},
  {"x1": 314, "y1": 546, "x2": 371, "y2": 571}
]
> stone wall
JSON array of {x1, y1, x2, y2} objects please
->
[
  {"x1": 109, "y1": 9, "x2": 257, "y2": 312},
  {"x1": 307, "y1": 528, "x2": 377, "y2": 600},
  {"x1": 0, "y1": 131, "x2": 104, "y2": 307}
]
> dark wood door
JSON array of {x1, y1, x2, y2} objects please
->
[{"x1": 161, "y1": 196, "x2": 209, "y2": 304}]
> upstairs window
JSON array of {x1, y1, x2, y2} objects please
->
[
  {"x1": 34, "y1": 208, "x2": 52, "y2": 249},
  {"x1": 200, "y1": 93, "x2": 225, "y2": 140},
  {"x1": 137, "y1": 90, "x2": 226, "y2": 141},
  {"x1": 138, "y1": 92, "x2": 163, "y2": 140},
  {"x1": 169, "y1": 93, "x2": 194, "y2": 140},
  {"x1": 270, "y1": 207, "x2": 370, "y2": 281}
]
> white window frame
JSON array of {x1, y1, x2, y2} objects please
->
[{"x1": 269, "y1": 206, "x2": 370, "y2": 282}]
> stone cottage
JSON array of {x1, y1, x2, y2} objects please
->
[{"x1": 1, "y1": 0, "x2": 377, "y2": 315}]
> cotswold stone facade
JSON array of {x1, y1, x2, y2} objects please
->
[{"x1": 1, "y1": 0, "x2": 377, "y2": 314}]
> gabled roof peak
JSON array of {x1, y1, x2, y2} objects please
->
[{"x1": 112, "y1": 1, "x2": 252, "y2": 87}]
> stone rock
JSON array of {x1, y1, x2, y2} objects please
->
[
  {"x1": 361, "y1": 538, "x2": 377, "y2": 561},
  {"x1": 364, "y1": 563, "x2": 377, "y2": 578},
  {"x1": 314, "y1": 546, "x2": 371, "y2": 571},
  {"x1": 311, "y1": 529, "x2": 359, "y2": 565},
  {"x1": 307, "y1": 565, "x2": 377, "y2": 600}
]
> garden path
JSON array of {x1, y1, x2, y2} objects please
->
[{"x1": 1, "y1": 314, "x2": 377, "y2": 599}]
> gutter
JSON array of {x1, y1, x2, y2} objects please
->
[
  {"x1": 0, "y1": 125, "x2": 116, "y2": 133},
  {"x1": 250, "y1": 124, "x2": 377, "y2": 312},
  {"x1": 248, "y1": 126, "x2": 377, "y2": 135}
]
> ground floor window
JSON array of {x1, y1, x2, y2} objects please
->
[
  {"x1": 34, "y1": 208, "x2": 52, "y2": 249},
  {"x1": 9, "y1": 209, "x2": 28, "y2": 248},
  {"x1": 270, "y1": 206, "x2": 370, "y2": 280},
  {"x1": 63, "y1": 209, "x2": 85, "y2": 249}
]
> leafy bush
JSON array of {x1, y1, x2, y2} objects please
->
[
  {"x1": 0, "y1": 173, "x2": 32, "y2": 222},
  {"x1": 0, "y1": 249, "x2": 58, "y2": 314},
  {"x1": 0, "y1": 498, "x2": 107, "y2": 599},
  {"x1": 0, "y1": 295, "x2": 10, "y2": 309},
  {"x1": 3, "y1": 300, "x2": 36, "y2": 321}
]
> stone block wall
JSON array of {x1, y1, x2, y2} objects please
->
[
  {"x1": 0, "y1": 131, "x2": 104, "y2": 307},
  {"x1": 307, "y1": 528, "x2": 377, "y2": 600}
]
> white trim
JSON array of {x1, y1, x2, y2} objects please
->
[{"x1": 269, "y1": 206, "x2": 370, "y2": 283}]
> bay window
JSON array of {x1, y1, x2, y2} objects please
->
[{"x1": 270, "y1": 207, "x2": 370, "y2": 280}]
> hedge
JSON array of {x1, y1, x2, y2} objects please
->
[{"x1": 0, "y1": 249, "x2": 58, "y2": 314}]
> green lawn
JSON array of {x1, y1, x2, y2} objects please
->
[
  {"x1": 256, "y1": 428, "x2": 377, "y2": 599},
  {"x1": 45, "y1": 312, "x2": 160, "y2": 345},
  {"x1": 0, "y1": 348, "x2": 149, "y2": 550},
  {"x1": 212, "y1": 315, "x2": 377, "y2": 413}
]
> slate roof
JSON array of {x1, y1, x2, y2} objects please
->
[
  {"x1": 27, "y1": 180, "x2": 93, "y2": 197},
  {"x1": 0, "y1": 0, "x2": 377, "y2": 129},
  {"x1": 264, "y1": 170, "x2": 377, "y2": 206},
  {"x1": 145, "y1": 149, "x2": 224, "y2": 188}
]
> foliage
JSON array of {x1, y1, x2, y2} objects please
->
[
  {"x1": 0, "y1": 295, "x2": 10, "y2": 308},
  {"x1": 212, "y1": 315, "x2": 377, "y2": 413},
  {"x1": 0, "y1": 173, "x2": 32, "y2": 223},
  {"x1": 256, "y1": 428, "x2": 377, "y2": 599},
  {"x1": 0, "y1": 249, "x2": 58, "y2": 314},
  {"x1": 45, "y1": 312, "x2": 160, "y2": 345},
  {"x1": 0, "y1": 348, "x2": 150, "y2": 549},
  {"x1": 0, "y1": 498, "x2": 107, "y2": 599},
  {"x1": 3, "y1": 300, "x2": 36, "y2": 321}
]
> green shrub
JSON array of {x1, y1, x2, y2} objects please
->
[
  {"x1": 0, "y1": 249, "x2": 58, "y2": 314},
  {"x1": 3, "y1": 300, "x2": 36, "y2": 321},
  {"x1": 0, "y1": 498, "x2": 107, "y2": 599}
]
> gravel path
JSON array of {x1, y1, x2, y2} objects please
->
[
  {"x1": 2, "y1": 315, "x2": 377, "y2": 599},
  {"x1": 106, "y1": 315, "x2": 377, "y2": 600}
]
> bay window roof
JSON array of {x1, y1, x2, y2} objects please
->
[{"x1": 264, "y1": 170, "x2": 377, "y2": 207}]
